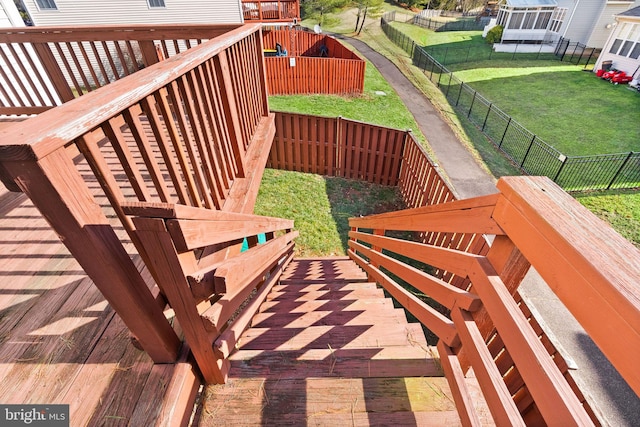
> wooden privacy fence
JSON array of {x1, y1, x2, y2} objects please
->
[
  {"x1": 0, "y1": 24, "x2": 275, "y2": 366},
  {"x1": 0, "y1": 24, "x2": 241, "y2": 116},
  {"x1": 268, "y1": 112, "x2": 405, "y2": 185},
  {"x1": 262, "y1": 29, "x2": 365, "y2": 95},
  {"x1": 349, "y1": 176, "x2": 639, "y2": 425}
]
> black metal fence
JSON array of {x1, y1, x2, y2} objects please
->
[
  {"x1": 412, "y1": 15, "x2": 486, "y2": 32},
  {"x1": 388, "y1": 11, "x2": 600, "y2": 68},
  {"x1": 381, "y1": 13, "x2": 639, "y2": 191}
]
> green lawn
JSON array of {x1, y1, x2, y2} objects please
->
[
  {"x1": 389, "y1": 22, "x2": 640, "y2": 156},
  {"x1": 254, "y1": 169, "x2": 404, "y2": 256},
  {"x1": 576, "y1": 189, "x2": 640, "y2": 249},
  {"x1": 269, "y1": 56, "x2": 422, "y2": 136}
]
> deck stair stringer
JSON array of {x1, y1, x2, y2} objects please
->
[{"x1": 198, "y1": 257, "x2": 492, "y2": 425}]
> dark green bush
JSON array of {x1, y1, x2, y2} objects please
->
[{"x1": 486, "y1": 25, "x2": 503, "y2": 44}]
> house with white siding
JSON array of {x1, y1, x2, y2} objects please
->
[
  {"x1": 594, "y1": 5, "x2": 640, "y2": 80},
  {"x1": 487, "y1": 0, "x2": 640, "y2": 48},
  {"x1": 15, "y1": 0, "x2": 244, "y2": 26}
]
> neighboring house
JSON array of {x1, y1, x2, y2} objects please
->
[
  {"x1": 18, "y1": 0, "x2": 243, "y2": 25},
  {"x1": 594, "y1": 5, "x2": 640, "y2": 79},
  {"x1": 14, "y1": 0, "x2": 299, "y2": 26},
  {"x1": 487, "y1": 0, "x2": 640, "y2": 48}
]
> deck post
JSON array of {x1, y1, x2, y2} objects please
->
[{"x1": 2, "y1": 150, "x2": 181, "y2": 363}]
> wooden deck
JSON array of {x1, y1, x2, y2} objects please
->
[
  {"x1": 0, "y1": 166, "x2": 199, "y2": 425},
  {"x1": 197, "y1": 258, "x2": 483, "y2": 426}
]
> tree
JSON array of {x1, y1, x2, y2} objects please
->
[
  {"x1": 353, "y1": 0, "x2": 384, "y2": 35},
  {"x1": 302, "y1": 0, "x2": 348, "y2": 26}
]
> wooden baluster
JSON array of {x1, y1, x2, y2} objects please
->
[
  {"x1": 1, "y1": 150, "x2": 180, "y2": 363},
  {"x1": 31, "y1": 42, "x2": 75, "y2": 103}
]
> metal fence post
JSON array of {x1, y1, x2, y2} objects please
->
[
  {"x1": 521, "y1": 134, "x2": 537, "y2": 168},
  {"x1": 607, "y1": 151, "x2": 634, "y2": 190},
  {"x1": 455, "y1": 82, "x2": 464, "y2": 106},
  {"x1": 445, "y1": 72, "x2": 454, "y2": 97},
  {"x1": 482, "y1": 104, "x2": 492, "y2": 131},
  {"x1": 553, "y1": 154, "x2": 568, "y2": 182},
  {"x1": 443, "y1": 47, "x2": 449, "y2": 66},
  {"x1": 499, "y1": 117, "x2": 511, "y2": 148},
  {"x1": 468, "y1": 91, "x2": 476, "y2": 118}
]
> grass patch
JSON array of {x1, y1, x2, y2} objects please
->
[
  {"x1": 254, "y1": 169, "x2": 404, "y2": 256},
  {"x1": 575, "y1": 189, "x2": 640, "y2": 248},
  {"x1": 269, "y1": 55, "x2": 422, "y2": 136}
]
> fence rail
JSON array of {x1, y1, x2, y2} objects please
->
[
  {"x1": 381, "y1": 13, "x2": 638, "y2": 191},
  {"x1": 347, "y1": 176, "x2": 634, "y2": 424}
]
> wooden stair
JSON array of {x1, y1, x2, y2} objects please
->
[{"x1": 197, "y1": 257, "x2": 464, "y2": 426}]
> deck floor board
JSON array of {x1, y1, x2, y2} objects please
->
[{"x1": 0, "y1": 177, "x2": 196, "y2": 425}]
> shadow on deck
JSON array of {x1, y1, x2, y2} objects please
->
[{"x1": 196, "y1": 258, "x2": 488, "y2": 425}]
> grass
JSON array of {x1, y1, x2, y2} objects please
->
[
  {"x1": 575, "y1": 189, "x2": 640, "y2": 249},
  {"x1": 254, "y1": 169, "x2": 404, "y2": 256},
  {"x1": 269, "y1": 51, "x2": 423, "y2": 137},
  {"x1": 389, "y1": 22, "x2": 640, "y2": 156}
]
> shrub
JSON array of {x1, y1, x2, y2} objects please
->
[{"x1": 486, "y1": 25, "x2": 503, "y2": 44}]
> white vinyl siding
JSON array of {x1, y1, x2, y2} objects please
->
[{"x1": 23, "y1": 0, "x2": 242, "y2": 26}]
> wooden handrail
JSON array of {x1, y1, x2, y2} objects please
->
[
  {"x1": 0, "y1": 24, "x2": 275, "y2": 366},
  {"x1": 131, "y1": 202, "x2": 297, "y2": 384},
  {"x1": 348, "y1": 175, "x2": 639, "y2": 424}
]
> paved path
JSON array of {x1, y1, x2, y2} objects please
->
[
  {"x1": 342, "y1": 35, "x2": 640, "y2": 426},
  {"x1": 343, "y1": 36, "x2": 498, "y2": 199}
]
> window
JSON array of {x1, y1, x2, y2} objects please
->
[
  {"x1": 148, "y1": 0, "x2": 166, "y2": 8},
  {"x1": 610, "y1": 39, "x2": 623, "y2": 54},
  {"x1": 619, "y1": 40, "x2": 634, "y2": 56},
  {"x1": 508, "y1": 12, "x2": 524, "y2": 30},
  {"x1": 535, "y1": 11, "x2": 552, "y2": 30},
  {"x1": 35, "y1": 0, "x2": 57, "y2": 10},
  {"x1": 549, "y1": 8, "x2": 567, "y2": 33},
  {"x1": 524, "y1": 12, "x2": 539, "y2": 30},
  {"x1": 609, "y1": 23, "x2": 640, "y2": 58}
]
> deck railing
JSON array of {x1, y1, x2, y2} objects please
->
[
  {"x1": 349, "y1": 175, "x2": 640, "y2": 425},
  {"x1": 0, "y1": 24, "x2": 241, "y2": 115},
  {"x1": 0, "y1": 23, "x2": 274, "y2": 364},
  {"x1": 242, "y1": 0, "x2": 300, "y2": 22}
]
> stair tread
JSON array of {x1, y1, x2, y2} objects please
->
[
  {"x1": 251, "y1": 307, "x2": 407, "y2": 328},
  {"x1": 259, "y1": 297, "x2": 394, "y2": 314},
  {"x1": 202, "y1": 377, "x2": 459, "y2": 425},
  {"x1": 266, "y1": 288, "x2": 385, "y2": 302},
  {"x1": 271, "y1": 282, "x2": 377, "y2": 292},
  {"x1": 237, "y1": 322, "x2": 429, "y2": 350}
]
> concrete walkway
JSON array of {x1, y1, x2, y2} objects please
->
[{"x1": 342, "y1": 35, "x2": 640, "y2": 426}]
